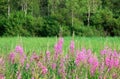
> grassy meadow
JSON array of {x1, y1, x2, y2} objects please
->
[{"x1": 0, "y1": 37, "x2": 120, "y2": 54}]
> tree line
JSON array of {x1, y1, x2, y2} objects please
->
[{"x1": 0, "y1": 0, "x2": 120, "y2": 36}]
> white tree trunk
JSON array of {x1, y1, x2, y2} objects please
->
[
  {"x1": 72, "y1": 9, "x2": 74, "y2": 27},
  {"x1": 24, "y1": 2, "x2": 27, "y2": 16},
  {"x1": 8, "y1": 0, "x2": 10, "y2": 17},
  {"x1": 87, "y1": 0, "x2": 90, "y2": 27}
]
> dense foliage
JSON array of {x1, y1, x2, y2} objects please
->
[{"x1": 0, "y1": 0, "x2": 120, "y2": 36}]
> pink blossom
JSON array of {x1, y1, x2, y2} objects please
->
[
  {"x1": 54, "y1": 37, "x2": 64, "y2": 54},
  {"x1": 54, "y1": 37, "x2": 64, "y2": 60},
  {"x1": 30, "y1": 52, "x2": 39, "y2": 62},
  {"x1": 31, "y1": 77, "x2": 34, "y2": 79},
  {"x1": 75, "y1": 51, "x2": 87, "y2": 66},
  {"x1": 87, "y1": 49, "x2": 92, "y2": 57},
  {"x1": 52, "y1": 63, "x2": 56, "y2": 70},
  {"x1": 59, "y1": 58, "x2": 66, "y2": 78},
  {"x1": 105, "y1": 56, "x2": 111, "y2": 68},
  {"x1": 0, "y1": 57, "x2": 4, "y2": 66},
  {"x1": 100, "y1": 49, "x2": 107, "y2": 55},
  {"x1": 9, "y1": 52, "x2": 15, "y2": 64},
  {"x1": 37, "y1": 61, "x2": 42, "y2": 67},
  {"x1": 41, "y1": 66, "x2": 48, "y2": 75},
  {"x1": 17, "y1": 71, "x2": 21, "y2": 79},
  {"x1": 0, "y1": 74, "x2": 5, "y2": 79},
  {"x1": 20, "y1": 58, "x2": 25, "y2": 65},
  {"x1": 46, "y1": 50, "x2": 50, "y2": 61},
  {"x1": 114, "y1": 58, "x2": 119, "y2": 67},
  {"x1": 15, "y1": 45, "x2": 24, "y2": 55},
  {"x1": 70, "y1": 40, "x2": 75, "y2": 53},
  {"x1": 37, "y1": 61, "x2": 48, "y2": 75},
  {"x1": 26, "y1": 63, "x2": 30, "y2": 70},
  {"x1": 105, "y1": 50, "x2": 119, "y2": 69},
  {"x1": 88, "y1": 56, "x2": 99, "y2": 76}
]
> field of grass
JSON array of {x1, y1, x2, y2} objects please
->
[
  {"x1": 0, "y1": 37, "x2": 120, "y2": 79},
  {"x1": 0, "y1": 37, "x2": 120, "y2": 54}
]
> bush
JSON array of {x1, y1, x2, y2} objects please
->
[
  {"x1": 4, "y1": 12, "x2": 30, "y2": 36},
  {"x1": 0, "y1": 16, "x2": 6, "y2": 36},
  {"x1": 61, "y1": 25, "x2": 71, "y2": 36},
  {"x1": 2, "y1": 12, "x2": 44, "y2": 36},
  {"x1": 91, "y1": 8, "x2": 120, "y2": 36},
  {"x1": 112, "y1": 17, "x2": 120, "y2": 36},
  {"x1": 73, "y1": 26, "x2": 105, "y2": 36},
  {"x1": 40, "y1": 16, "x2": 60, "y2": 37}
]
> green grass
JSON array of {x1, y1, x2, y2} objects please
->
[{"x1": 0, "y1": 37, "x2": 120, "y2": 55}]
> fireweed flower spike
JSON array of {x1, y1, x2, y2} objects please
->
[
  {"x1": 15, "y1": 45, "x2": 24, "y2": 55},
  {"x1": 70, "y1": 40, "x2": 75, "y2": 53},
  {"x1": 26, "y1": 63, "x2": 30, "y2": 70},
  {"x1": 54, "y1": 37, "x2": 64, "y2": 54},
  {"x1": 32, "y1": 77, "x2": 34, "y2": 79},
  {"x1": 52, "y1": 63, "x2": 56, "y2": 70},
  {"x1": 88, "y1": 55, "x2": 99, "y2": 76},
  {"x1": 59, "y1": 58, "x2": 66, "y2": 79},
  {"x1": 75, "y1": 49, "x2": 87, "y2": 66},
  {"x1": 41, "y1": 66, "x2": 48, "y2": 75},
  {"x1": 0, "y1": 74, "x2": 5, "y2": 79},
  {"x1": 17, "y1": 71, "x2": 21, "y2": 79},
  {"x1": 46, "y1": 50, "x2": 50, "y2": 61},
  {"x1": 30, "y1": 52, "x2": 39, "y2": 62},
  {"x1": 54, "y1": 37, "x2": 64, "y2": 60},
  {"x1": 37, "y1": 61, "x2": 48, "y2": 75},
  {"x1": 9, "y1": 52, "x2": 15, "y2": 64},
  {"x1": 105, "y1": 50, "x2": 119, "y2": 69}
]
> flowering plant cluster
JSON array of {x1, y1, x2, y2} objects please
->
[{"x1": 0, "y1": 37, "x2": 120, "y2": 79}]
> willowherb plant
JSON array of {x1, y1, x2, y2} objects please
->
[
  {"x1": 59, "y1": 57, "x2": 66, "y2": 79},
  {"x1": 16, "y1": 71, "x2": 21, "y2": 79},
  {"x1": 9, "y1": 52, "x2": 16, "y2": 64},
  {"x1": 54, "y1": 37, "x2": 64, "y2": 60},
  {"x1": 45, "y1": 50, "x2": 50, "y2": 62},
  {"x1": 75, "y1": 49, "x2": 87, "y2": 66},
  {"x1": 70, "y1": 40, "x2": 75, "y2": 53},
  {"x1": 15, "y1": 45, "x2": 24, "y2": 55},
  {"x1": 88, "y1": 55, "x2": 99, "y2": 76},
  {"x1": 51, "y1": 63, "x2": 56, "y2": 70},
  {"x1": 1, "y1": 37, "x2": 120, "y2": 79}
]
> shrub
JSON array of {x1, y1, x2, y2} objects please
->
[
  {"x1": 0, "y1": 16, "x2": 6, "y2": 36},
  {"x1": 40, "y1": 16, "x2": 60, "y2": 37},
  {"x1": 61, "y1": 25, "x2": 71, "y2": 36},
  {"x1": 73, "y1": 26, "x2": 105, "y2": 36}
]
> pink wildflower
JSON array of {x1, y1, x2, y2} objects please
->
[
  {"x1": 32, "y1": 77, "x2": 34, "y2": 79},
  {"x1": 15, "y1": 45, "x2": 24, "y2": 55},
  {"x1": 0, "y1": 57, "x2": 4, "y2": 66},
  {"x1": 88, "y1": 56, "x2": 99, "y2": 76},
  {"x1": 59, "y1": 58, "x2": 66, "y2": 78},
  {"x1": 0, "y1": 74, "x2": 5, "y2": 79},
  {"x1": 46, "y1": 50, "x2": 50, "y2": 61},
  {"x1": 104, "y1": 49, "x2": 120, "y2": 69},
  {"x1": 41, "y1": 66, "x2": 48, "y2": 75},
  {"x1": 37, "y1": 61, "x2": 48, "y2": 75},
  {"x1": 30, "y1": 52, "x2": 39, "y2": 62},
  {"x1": 9, "y1": 52, "x2": 15, "y2": 64},
  {"x1": 37, "y1": 61, "x2": 42, "y2": 67},
  {"x1": 52, "y1": 63, "x2": 56, "y2": 70},
  {"x1": 17, "y1": 71, "x2": 21, "y2": 79},
  {"x1": 75, "y1": 50, "x2": 87, "y2": 66},
  {"x1": 26, "y1": 63, "x2": 30, "y2": 70},
  {"x1": 70, "y1": 40, "x2": 75, "y2": 53},
  {"x1": 114, "y1": 58, "x2": 119, "y2": 67},
  {"x1": 54, "y1": 37, "x2": 64, "y2": 54},
  {"x1": 100, "y1": 49, "x2": 107, "y2": 55}
]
